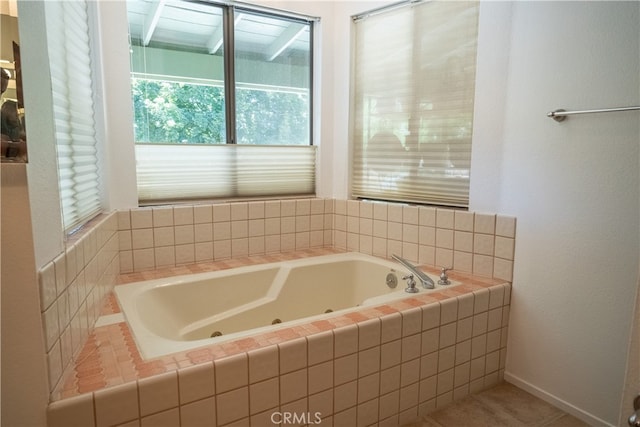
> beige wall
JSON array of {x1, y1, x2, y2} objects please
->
[{"x1": 1, "y1": 165, "x2": 49, "y2": 427}]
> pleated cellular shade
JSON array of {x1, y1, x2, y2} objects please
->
[
  {"x1": 46, "y1": 0, "x2": 101, "y2": 232},
  {"x1": 136, "y1": 144, "x2": 316, "y2": 203},
  {"x1": 351, "y1": 1, "x2": 479, "y2": 207}
]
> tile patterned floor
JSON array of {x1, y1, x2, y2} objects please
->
[
  {"x1": 52, "y1": 248, "x2": 510, "y2": 402},
  {"x1": 406, "y1": 382, "x2": 589, "y2": 427}
]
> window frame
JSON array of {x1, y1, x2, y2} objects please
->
[{"x1": 127, "y1": 1, "x2": 318, "y2": 204}]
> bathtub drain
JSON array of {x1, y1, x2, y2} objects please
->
[
  {"x1": 324, "y1": 309, "x2": 333, "y2": 313},
  {"x1": 272, "y1": 318, "x2": 282, "y2": 325},
  {"x1": 210, "y1": 331, "x2": 223, "y2": 338}
]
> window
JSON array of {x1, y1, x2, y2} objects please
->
[
  {"x1": 126, "y1": 1, "x2": 316, "y2": 203},
  {"x1": 351, "y1": 1, "x2": 479, "y2": 207},
  {"x1": 46, "y1": 0, "x2": 101, "y2": 233}
]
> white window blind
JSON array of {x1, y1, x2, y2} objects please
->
[
  {"x1": 136, "y1": 144, "x2": 316, "y2": 203},
  {"x1": 46, "y1": 0, "x2": 101, "y2": 232},
  {"x1": 351, "y1": 1, "x2": 479, "y2": 207}
]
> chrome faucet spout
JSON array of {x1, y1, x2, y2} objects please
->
[{"x1": 392, "y1": 254, "x2": 435, "y2": 289}]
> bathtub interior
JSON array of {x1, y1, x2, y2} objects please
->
[{"x1": 115, "y1": 253, "x2": 450, "y2": 359}]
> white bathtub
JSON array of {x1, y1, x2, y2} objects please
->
[{"x1": 115, "y1": 252, "x2": 450, "y2": 359}]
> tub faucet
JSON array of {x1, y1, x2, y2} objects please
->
[{"x1": 392, "y1": 254, "x2": 435, "y2": 289}]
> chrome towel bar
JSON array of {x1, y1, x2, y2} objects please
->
[{"x1": 547, "y1": 106, "x2": 640, "y2": 122}]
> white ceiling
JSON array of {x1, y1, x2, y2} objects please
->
[{"x1": 126, "y1": 0, "x2": 311, "y2": 61}]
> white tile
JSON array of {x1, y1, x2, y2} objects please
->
[
  {"x1": 141, "y1": 407, "x2": 180, "y2": 427},
  {"x1": 454, "y1": 211, "x2": 474, "y2": 232},
  {"x1": 279, "y1": 337, "x2": 307, "y2": 374},
  {"x1": 357, "y1": 372, "x2": 380, "y2": 403},
  {"x1": 194, "y1": 223, "x2": 213, "y2": 243},
  {"x1": 175, "y1": 244, "x2": 195, "y2": 265},
  {"x1": 42, "y1": 301, "x2": 60, "y2": 350},
  {"x1": 213, "y1": 204, "x2": 231, "y2": 222},
  {"x1": 373, "y1": 202, "x2": 388, "y2": 221},
  {"x1": 178, "y1": 362, "x2": 215, "y2": 404},
  {"x1": 131, "y1": 208, "x2": 153, "y2": 229},
  {"x1": 117, "y1": 210, "x2": 131, "y2": 230},
  {"x1": 380, "y1": 340, "x2": 401, "y2": 371},
  {"x1": 494, "y1": 236, "x2": 515, "y2": 260},
  {"x1": 265, "y1": 200, "x2": 281, "y2": 218},
  {"x1": 402, "y1": 307, "x2": 422, "y2": 337},
  {"x1": 155, "y1": 247, "x2": 175, "y2": 267},
  {"x1": 308, "y1": 361, "x2": 333, "y2": 394},
  {"x1": 474, "y1": 213, "x2": 496, "y2": 235},
  {"x1": 231, "y1": 202, "x2": 248, "y2": 220},
  {"x1": 435, "y1": 209, "x2": 454, "y2": 229},
  {"x1": 358, "y1": 346, "x2": 380, "y2": 378},
  {"x1": 248, "y1": 346, "x2": 279, "y2": 383},
  {"x1": 47, "y1": 392, "x2": 95, "y2": 427},
  {"x1": 280, "y1": 369, "x2": 307, "y2": 404},
  {"x1": 248, "y1": 201, "x2": 265, "y2": 219},
  {"x1": 151, "y1": 227, "x2": 173, "y2": 248},
  {"x1": 39, "y1": 261, "x2": 57, "y2": 311},
  {"x1": 307, "y1": 330, "x2": 333, "y2": 366},
  {"x1": 152, "y1": 207, "x2": 174, "y2": 227},
  {"x1": 249, "y1": 377, "x2": 279, "y2": 414},
  {"x1": 216, "y1": 387, "x2": 249, "y2": 426},
  {"x1": 495, "y1": 215, "x2": 516, "y2": 238},
  {"x1": 215, "y1": 353, "x2": 248, "y2": 393},
  {"x1": 94, "y1": 381, "x2": 139, "y2": 427},
  {"x1": 54, "y1": 253, "x2": 67, "y2": 296},
  {"x1": 46, "y1": 341, "x2": 63, "y2": 392},
  {"x1": 474, "y1": 234, "x2": 495, "y2": 256},
  {"x1": 334, "y1": 324, "x2": 358, "y2": 357},
  {"x1": 358, "y1": 318, "x2": 381, "y2": 350},
  {"x1": 180, "y1": 397, "x2": 215, "y2": 427},
  {"x1": 333, "y1": 381, "x2": 357, "y2": 413},
  {"x1": 193, "y1": 205, "x2": 213, "y2": 224},
  {"x1": 175, "y1": 225, "x2": 195, "y2": 245},
  {"x1": 334, "y1": 353, "x2": 358, "y2": 386},
  {"x1": 174, "y1": 206, "x2": 194, "y2": 225},
  {"x1": 380, "y1": 312, "x2": 402, "y2": 344},
  {"x1": 296, "y1": 199, "x2": 311, "y2": 215},
  {"x1": 138, "y1": 371, "x2": 179, "y2": 417}
]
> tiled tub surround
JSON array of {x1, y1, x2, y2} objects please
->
[
  {"x1": 48, "y1": 258, "x2": 511, "y2": 427},
  {"x1": 39, "y1": 213, "x2": 120, "y2": 398},
  {"x1": 38, "y1": 198, "x2": 516, "y2": 426}
]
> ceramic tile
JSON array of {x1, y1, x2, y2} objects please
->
[
  {"x1": 216, "y1": 387, "x2": 249, "y2": 426},
  {"x1": 249, "y1": 377, "x2": 279, "y2": 414},
  {"x1": 402, "y1": 334, "x2": 421, "y2": 363},
  {"x1": 141, "y1": 408, "x2": 179, "y2": 427},
  {"x1": 131, "y1": 209, "x2": 153, "y2": 229},
  {"x1": 334, "y1": 354, "x2": 358, "y2": 386},
  {"x1": 380, "y1": 340, "x2": 401, "y2": 371},
  {"x1": 358, "y1": 346, "x2": 380, "y2": 378},
  {"x1": 309, "y1": 388, "x2": 333, "y2": 418},
  {"x1": 214, "y1": 353, "x2": 248, "y2": 393},
  {"x1": 279, "y1": 337, "x2": 307, "y2": 374},
  {"x1": 248, "y1": 343, "x2": 279, "y2": 383},
  {"x1": 179, "y1": 397, "x2": 216, "y2": 427},
  {"x1": 334, "y1": 380, "x2": 357, "y2": 413},
  {"x1": 358, "y1": 372, "x2": 380, "y2": 404},
  {"x1": 47, "y1": 391, "x2": 95, "y2": 427},
  {"x1": 495, "y1": 215, "x2": 516, "y2": 238},
  {"x1": 308, "y1": 361, "x2": 333, "y2": 394},
  {"x1": 94, "y1": 382, "x2": 139, "y2": 427},
  {"x1": 307, "y1": 330, "x2": 333, "y2": 366},
  {"x1": 357, "y1": 397, "x2": 379, "y2": 427},
  {"x1": 178, "y1": 362, "x2": 215, "y2": 404},
  {"x1": 280, "y1": 368, "x2": 307, "y2": 404},
  {"x1": 152, "y1": 207, "x2": 173, "y2": 227}
]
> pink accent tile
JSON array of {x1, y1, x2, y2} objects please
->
[{"x1": 52, "y1": 248, "x2": 510, "y2": 404}]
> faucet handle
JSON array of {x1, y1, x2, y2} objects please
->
[
  {"x1": 438, "y1": 267, "x2": 452, "y2": 286},
  {"x1": 402, "y1": 274, "x2": 419, "y2": 293}
]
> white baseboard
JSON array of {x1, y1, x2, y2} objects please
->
[{"x1": 504, "y1": 372, "x2": 614, "y2": 427}]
